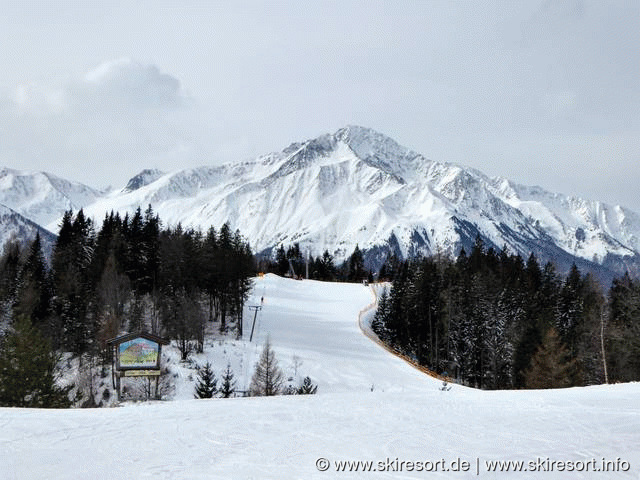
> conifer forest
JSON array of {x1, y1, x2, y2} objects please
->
[
  {"x1": 372, "y1": 237, "x2": 640, "y2": 389},
  {"x1": 1, "y1": 208, "x2": 640, "y2": 408}
]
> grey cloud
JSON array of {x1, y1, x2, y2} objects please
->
[{"x1": 0, "y1": 59, "x2": 196, "y2": 187}]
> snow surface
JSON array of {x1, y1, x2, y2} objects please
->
[{"x1": 1, "y1": 275, "x2": 639, "y2": 479}]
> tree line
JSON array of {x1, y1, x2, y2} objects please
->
[
  {"x1": 0, "y1": 206, "x2": 255, "y2": 406},
  {"x1": 372, "y1": 237, "x2": 640, "y2": 389},
  {"x1": 263, "y1": 242, "x2": 370, "y2": 282}
]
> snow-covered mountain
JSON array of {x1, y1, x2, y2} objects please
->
[
  {"x1": 0, "y1": 203, "x2": 57, "y2": 256},
  {"x1": 4, "y1": 126, "x2": 640, "y2": 280},
  {"x1": 0, "y1": 167, "x2": 102, "y2": 228},
  {"x1": 65, "y1": 126, "x2": 639, "y2": 280}
]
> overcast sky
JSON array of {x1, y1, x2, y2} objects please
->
[{"x1": 1, "y1": 1, "x2": 638, "y2": 211}]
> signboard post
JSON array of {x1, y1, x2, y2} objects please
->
[{"x1": 107, "y1": 332, "x2": 169, "y2": 401}]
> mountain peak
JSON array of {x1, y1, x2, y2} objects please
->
[
  {"x1": 123, "y1": 169, "x2": 165, "y2": 192},
  {"x1": 331, "y1": 126, "x2": 428, "y2": 181}
]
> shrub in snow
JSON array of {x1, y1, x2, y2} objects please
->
[{"x1": 296, "y1": 376, "x2": 318, "y2": 395}]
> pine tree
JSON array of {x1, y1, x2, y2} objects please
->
[
  {"x1": 194, "y1": 362, "x2": 218, "y2": 399},
  {"x1": 219, "y1": 363, "x2": 237, "y2": 398},
  {"x1": 0, "y1": 316, "x2": 71, "y2": 407},
  {"x1": 296, "y1": 376, "x2": 318, "y2": 394},
  {"x1": 249, "y1": 337, "x2": 284, "y2": 396}
]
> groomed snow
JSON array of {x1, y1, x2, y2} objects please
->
[{"x1": 1, "y1": 275, "x2": 639, "y2": 479}]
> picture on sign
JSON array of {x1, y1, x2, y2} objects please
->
[{"x1": 118, "y1": 337, "x2": 159, "y2": 369}]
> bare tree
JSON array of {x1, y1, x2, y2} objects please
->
[{"x1": 249, "y1": 337, "x2": 284, "y2": 396}]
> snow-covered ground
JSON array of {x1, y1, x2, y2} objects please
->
[{"x1": 1, "y1": 275, "x2": 639, "y2": 479}]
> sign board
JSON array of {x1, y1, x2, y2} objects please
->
[
  {"x1": 107, "y1": 332, "x2": 169, "y2": 401},
  {"x1": 117, "y1": 337, "x2": 160, "y2": 370}
]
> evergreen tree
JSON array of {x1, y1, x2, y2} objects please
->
[
  {"x1": 219, "y1": 363, "x2": 237, "y2": 398},
  {"x1": 348, "y1": 244, "x2": 365, "y2": 282},
  {"x1": 524, "y1": 327, "x2": 580, "y2": 389},
  {"x1": 371, "y1": 288, "x2": 390, "y2": 340},
  {"x1": 378, "y1": 254, "x2": 401, "y2": 281},
  {"x1": 316, "y1": 250, "x2": 336, "y2": 281},
  {"x1": 0, "y1": 240, "x2": 21, "y2": 305},
  {"x1": 139, "y1": 205, "x2": 161, "y2": 294},
  {"x1": 286, "y1": 243, "x2": 305, "y2": 276},
  {"x1": 14, "y1": 234, "x2": 51, "y2": 328},
  {"x1": 556, "y1": 263, "x2": 583, "y2": 357},
  {"x1": 296, "y1": 376, "x2": 318, "y2": 394},
  {"x1": 275, "y1": 245, "x2": 288, "y2": 276},
  {"x1": 249, "y1": 337, "x2": 284, "y2": 396},
  {"x1": 385, "y1": 262, "x2": 410, "y2": 350},
  {"x1": 0, "y1": 316, "x2": 71, "y2": 407},
  {"x1": 607, "y1": 273, "x2": 640, "y2": 382},
  {"x1": 202, "y1": 226, "x2": 220, "y2": 322},
  {"x1": 52, "y1": 210, "x2": 95, "y2": 354},
  {"x1": 194, "y1": 362, "x2": 218, "y2": 399}
]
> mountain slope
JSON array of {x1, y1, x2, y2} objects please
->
[
  {"x1": 68, "y1": 126, "x2": 640, "y2": 280},
  {"x1": 0, "y1": 203, "x2": 57, "y2": 256},
  {"x1": 0, "y1": 167, "x2": 102, "y2": 228}
]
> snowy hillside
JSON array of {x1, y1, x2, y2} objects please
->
[
  {"x1": 0, "y1": 203, "x2": 57, "y2": 255},
  {"x1": 1, "y1": 275, "x2": 639, "y2": 479},
  {"x1": 0, "y1": 167, "x2": 102, "y2": 227},
  {"x1": 65, "y1": 126, "x2": 640, "y2": 278}
]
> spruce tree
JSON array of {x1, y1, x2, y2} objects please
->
[
  {"x1": 194, "y1": 362, "x2": 217, "y2": 399},
  {"x1": 249, "y1": 337, "x2": 284, "y2": 396},
  {"x1": 0, "y1": 316, "x2": 71, "y2": 407},
  {"x1": 371, "y1": 288, "x2": 389, "y2": 340},
  {"x1": 219, "y1": 363, "x2": 237, "y2": 398}
]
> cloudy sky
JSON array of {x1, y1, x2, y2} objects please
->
[{"x1": 1, "y1": 1, "x2": 638, "y2": 210}]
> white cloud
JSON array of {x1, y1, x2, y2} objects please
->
[{"x1": 80, "y1": 58, "x2": 185, "y2": 110}]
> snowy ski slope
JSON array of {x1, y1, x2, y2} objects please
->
[{"x1": 1, "y1": 275, "x2": 639, "y2": 479}]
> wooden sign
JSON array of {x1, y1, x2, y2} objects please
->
[{"x1": 106, "y1": 332, "x2": 169, "y2": 400}]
